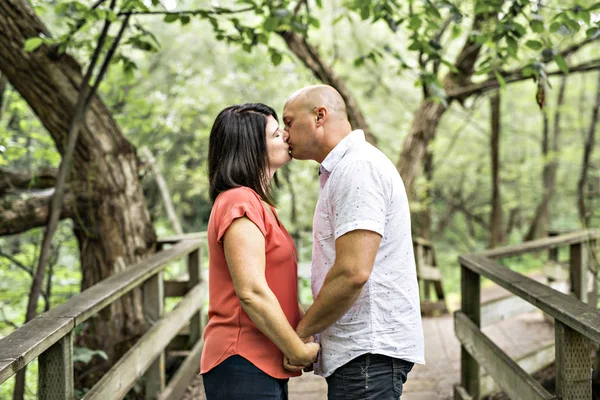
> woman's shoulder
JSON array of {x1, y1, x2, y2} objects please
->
[{"x1": 214, "y1": 186, "x2": 262, "y2": 208}]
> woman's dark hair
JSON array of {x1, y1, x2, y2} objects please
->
[{"x1": 208, "y1": 103, "x2": 279, "y2": 206}]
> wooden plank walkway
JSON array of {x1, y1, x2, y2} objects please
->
[{"x1": 182, "y1": 282, "x2": 555, "y2": 400}]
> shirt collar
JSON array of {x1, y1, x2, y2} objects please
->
[{"x1": 320, "y1": 129, "x2": 365, "y2": 175}]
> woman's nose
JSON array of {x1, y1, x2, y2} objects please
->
[{"x1": 282, "y1": 129, "x2": 289, "y2": 142}]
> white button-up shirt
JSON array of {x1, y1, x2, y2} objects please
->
[{"x1": 311, "y1": 130, "x2": 425, "y2": 377}]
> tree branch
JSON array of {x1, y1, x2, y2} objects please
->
[
  {"x1": 0, "y1": 190, "x2": 78, "y2": 236},
  {"x1": 448, "y1": 58, "x2": 600, "y2": 100},
  {"x1": 117, "y1": 6, "x2": 254, "y2": 16},
  {"x1": 0, "y1": 168, "x2": 58, "y2": 194},
  {"x1": 0, "y1": 250, "x2": 32, "y2": 275}
]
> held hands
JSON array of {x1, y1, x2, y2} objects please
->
[{"x1": 283, "y1": 336, "x2": 319, "y2": 372}]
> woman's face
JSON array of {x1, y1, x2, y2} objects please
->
[{"x1": 265, "y1": 115, "x2": 291, "y2": 175}]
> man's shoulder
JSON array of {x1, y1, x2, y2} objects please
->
[{"x1": 336, "y1": 143, "x2": 396, "y2": 176}]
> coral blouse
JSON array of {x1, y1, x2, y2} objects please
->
[{"x1": 200, "y1": 187, "x2": 301, "y2": 379}]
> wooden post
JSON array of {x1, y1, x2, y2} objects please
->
[
  {"x1": 555, "y1": 321, "x2": 593, "y2": 399},
  {"x1": 460, "y1": 264, "x2": 480, "y2": 400},
  {"x1": 424, "y1": 245, "x2": 432, "y2": 300},
  {"x1": 588, "y1": 240, "x2": 598, "y2": 308},
  {"x1": 143, "y1": 272, "x2": 165, "y2": 399},
  {"x1": 188, "y1": 248, "x2": 202, "y2": 345},
  {"x1": 38, "y1": 331, "x2": 74, "y2": 400},
  {"x1": 570, "y1": 242, "x2": 588, "y2": 303}
]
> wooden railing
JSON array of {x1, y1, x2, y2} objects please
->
[
  {"x1": 0, "y1": 235, "x2": 207, "y2": 400},
  {"x1": 455, "y1": 230, "x2": 600, "y2": 400}
]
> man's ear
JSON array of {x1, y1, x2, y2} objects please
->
[{"x1": 315, "y1": 106, "x2": 327, "y2": 127}]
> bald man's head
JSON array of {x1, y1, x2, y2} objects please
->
[
  {"x1": 285, "y1": 85, "x2": 348, "y2": 120},
  {"x1": 282, "y1": 85, "x2": 353, "y2": 162}
]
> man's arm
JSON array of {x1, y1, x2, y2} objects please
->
[{"x1": 295, "y1": 229, "x2": 381, "y2": 338}]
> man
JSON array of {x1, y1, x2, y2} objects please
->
[{"x1": 281, "y1": 85, "x2": 424, "y2": 399}]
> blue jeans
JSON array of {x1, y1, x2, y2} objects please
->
[
  {"x1": 326, "y1": 354, "x2": 414, "y2": 400},
  {"x1": 202, "y1": 355, "x2": 289, "y2": 400}
]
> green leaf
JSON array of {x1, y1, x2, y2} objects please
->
[
  {"x1": 270, "y1": 51, "x2": 282, "y2": 66},
  {"x1": 506, "y1": 36, "x2": 518, "y2": 57},
  {"x1": 24, "y1": 37, "x2": 43, "y2": 52},
  {"x1": 525, "y1": 40, "x2": 542, "y2": 50},
  {"x1": 408, "y1": 15, "x2": 422, "y2": 30},
  {"x1": 264, "y1": 16, "x2": 278, "y2": 31},
  {"x1": 549, "y1": 22, "x2": 563, "y2": 32},
  {"x1": 164, "y1": 14, "x2": 179, "y2": 23},
  {"x1": 586, "y1": 27, "x2": 600, "y2": 39},
  {"x1": 563, "y1": 18, "x2": 580, "y2": 33},
  {"x1": 360, "y1": 5, "x2": 370, "y2": 20},
  {"x1": 578, "y1": 11, "x2": 591, "y2": 25},
  {"x1": 315, "y1": 0, "x2": 322, "y2": 7},
  {"x1": 554, "y1": 54, "x2": 569, "y2": 73},
  {"x1": 530, "y1": 20, "x2": 544, "y2": 33},
  {"x1": 180, "y1": 15, "x2": 191, "y2": 25},
  {"x1": 587, "y1": 2, "x2": 600, "y2": 11},
  {"x1": 494, "y1": 71, "x2": 506, "y2": 90}
]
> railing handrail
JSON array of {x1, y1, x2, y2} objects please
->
[
  {"x1": 456, "y1": 229, "x2": 600, "y2": 400},
  {"x1": 0, "y1": 238, "x2": 203, "y2": 385},
  {"x1": 476, "y1": 229, "x2": 600, "y2": 259},
  {"x1": 459, "y1": 253, "x2": 600, "y2": 343}
]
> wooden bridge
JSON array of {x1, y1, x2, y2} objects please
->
[{"x1": 0, "y1": 230, "x2": 599, "y2": 400}]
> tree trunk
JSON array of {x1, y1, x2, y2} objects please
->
[
  {"x1": 0, "y1": 0, "x2": 155, "y2": 384},
  {"x1": 396, "y1": 12, "x2": 486, "y2": 195},
  {"x1": 0, "y1": 72, "x2": 7, "y2": 120},
  {"x1": 578, "y1": 72, "x2": 600, "y2": 227},
  {"x1": 489, "y1": 89, "x2": 504, "y2": 247},
  {"x1": 524, "y1": 77, "x2": 567, "y2": 241},
  {"x1": 278, "y1": 31, "x2": 377, "y2": 145}
]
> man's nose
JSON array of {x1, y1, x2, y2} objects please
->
[{"x1": 282, "y1": 129, "x2": 289, "y2": 143}]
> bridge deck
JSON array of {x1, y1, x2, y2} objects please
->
[{"x1": 182, "y1": 282, "x2": 555, "y2": 399}]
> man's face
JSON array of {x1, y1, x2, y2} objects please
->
[{"x1": 282, "y1": 99, "x2": 316, "y2": 161}]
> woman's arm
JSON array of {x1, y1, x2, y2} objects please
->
[{"x1": 223, "y1": 216, "x2": 319, "y2": 366}]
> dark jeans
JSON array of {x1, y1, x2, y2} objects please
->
[
  {"x1": 326, "y1": 353, "x2": 414, "y2": 400},
  {"x1": 202, "y1": 355, "x2": 289, "y2": 400}
]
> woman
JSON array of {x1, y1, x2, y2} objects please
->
[{"x1": 201, "y1": 103, "x2": 319, "y2": 399}]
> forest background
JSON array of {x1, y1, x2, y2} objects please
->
[{"x1": 1, "y1": 0, "x2": 599, "y2": 398}]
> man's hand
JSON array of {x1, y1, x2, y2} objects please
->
[{"x1": 283, "y1": 335, "x2": 318, "y2": 372}]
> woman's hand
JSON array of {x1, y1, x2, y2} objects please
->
[{"x1": 283, "y1": 337, "x2": 319, "y2": 371}]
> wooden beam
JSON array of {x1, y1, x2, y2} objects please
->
[
  {"x1": 459, "y1": 254, "x2": 600, "y2": 343},
  {"x1": 478, "y1": 230, "x2": 600, "y2": 259},
  {"x1": 481, "y1": 294, "x2": 538, "y2": 326},
  {"x1": 418, "y1": 264, "x2": 442, "y2": 281},
  {"x1": 83, "y1": 282, "x2": 207, "y2": 400},
  {"x1": 39, "y1": 239, "x2": 202, "y2": 325},
  {"x1": 143, "y1": 272, "x2": 165, "y2": 399},
  {"x1": 157, "y1": 232, "x2": 207, "y2": 245},
  {"x1": 0, "y1": 239, "x2": 202, "y2": 385},
  {"x1": 158, "y1": 338, "x2": 204, "y2": 400},
  {"x1": 460, "y1": 265, "x2": 480, "y2": 398},
  {"x1": 164, "y1": 280, "x2": 188, "y2": 297},
  {"x1": 570, "y1": 242, "x2": 589, "y2": 303},
  {"x1": 0, "y1": 316, "x2": 74, "y2": 384},
  {"x1": 480, "y1": 342, "x2": 554, "y2": 396},
  {"x1": 187, "y1": 248, "x2": 203, "y2": 346},
  {"x1": 455, "y1": 312, "x2": 554, "y2": 400}
]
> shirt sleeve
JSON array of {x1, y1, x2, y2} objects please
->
[
  {"x1": 215, "y1": 188, "x2": 267, "y2": 243},
  {"x1": 329, "y1": 160, "x2": 388, "y2": 240}
]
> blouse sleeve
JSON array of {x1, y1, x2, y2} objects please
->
[{"x1": 214, "y1": 187, "x2": 268, "y2": 243}]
